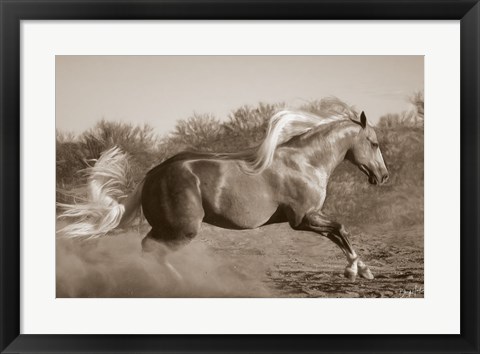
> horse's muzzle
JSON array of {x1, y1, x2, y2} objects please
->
[{"x1": 361, "y1": 164, "x2": 389, "y2": 185}]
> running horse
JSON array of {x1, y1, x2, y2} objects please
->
[{"x1": 58, "y1": 98, "x2": 389, "y2": 281}]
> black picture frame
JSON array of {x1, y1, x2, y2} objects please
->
[{"x1": 1, "y1": 1, "x2": 479, "y2": 353}]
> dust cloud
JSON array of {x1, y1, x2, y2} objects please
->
[{"x1": 56, "y1": 225, "x2": 272, "y2": 298}]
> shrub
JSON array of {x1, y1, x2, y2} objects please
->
[{"x1": 56, "y1": 120, "x2": 158, "y2": 189}]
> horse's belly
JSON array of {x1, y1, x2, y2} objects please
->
[
  {"x1": 189, "y1": 160, "x2": 277, "y2": 229},
  {"x1": 210, "y1": 188, "x2": 277, "y2": 229}
]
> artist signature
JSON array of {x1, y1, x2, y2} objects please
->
[{"x1": 398, "y1": 285, "x2": 424, "y2": 298}]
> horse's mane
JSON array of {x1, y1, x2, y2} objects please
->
[
  {"x1": 235, "y1": 97, "x2": 359, "y2": 174},
  {"x1": 151, "y1": 97, "x2": 359, "y2": 176}
]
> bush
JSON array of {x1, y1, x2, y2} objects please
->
[
  {"x1": 378, "y1": 91, "x2": 424, "y2": 128},
  {"x1": 56, "y1": 120, "x2": 158, "y2": 189}
]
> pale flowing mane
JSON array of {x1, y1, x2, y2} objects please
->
[{"x1": 239, "y1": 97, "x2": 358, "y2": 174}]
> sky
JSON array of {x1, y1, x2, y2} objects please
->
[{"x1": 56, "y1": 56, "x2": 423, "y2": 136}]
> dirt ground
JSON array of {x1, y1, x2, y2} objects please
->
[{"x1": 56, "y1": 220, "x2": 423, "y2": 298}]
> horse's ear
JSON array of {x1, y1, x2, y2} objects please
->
[{"x1": 360, "y1": 111, "x2": 367, "y2": 129}]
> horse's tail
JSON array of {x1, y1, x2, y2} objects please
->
[{"x1": 57, "y1": 147, "x2": 145, "y2": 239}]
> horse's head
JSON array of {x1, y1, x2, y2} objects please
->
[{"x1": 348, "y1": 112, "x2": 389, "y2": 185}]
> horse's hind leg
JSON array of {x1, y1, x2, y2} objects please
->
[
  {"x1": 140, "y1": 164, "x2": 205, "y2": 282},
  {"x1": 295, "y1": 212, "x2": 373, "y2": 281},
  {"x1": 141, "y1": 230, "x2": 186, "y2": 282}
]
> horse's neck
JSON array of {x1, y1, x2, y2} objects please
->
[{"x1": 284, "y1": 121, "x2": 359, "y2": 177}]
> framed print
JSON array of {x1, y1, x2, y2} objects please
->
[
  {"x1": 1, "y1": 0, "x2": 479, "y2": 353},
  {"x1": 54, "y1": 55, "x2": 425, "y2": 299}
]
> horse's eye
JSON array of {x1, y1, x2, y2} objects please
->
[{"x1": 371, "y1": 142, "x2": 379, "y2": 148}]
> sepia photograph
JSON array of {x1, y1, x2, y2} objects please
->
[{"x1": 56, "y1": 55, "x2": 424, "y2": 298}]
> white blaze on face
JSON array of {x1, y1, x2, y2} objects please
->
[{"x1": 376, "y1": 147, "x2": 387, "y2": 172}]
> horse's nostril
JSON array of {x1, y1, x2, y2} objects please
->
[{"x1": 382, "y1": 174, "x2": 389, "y2": 183}]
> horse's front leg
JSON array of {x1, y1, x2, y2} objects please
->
[{"x1": 296, "y1": 212, "x2": 373, "y2": 281}]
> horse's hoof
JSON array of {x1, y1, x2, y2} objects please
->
[
  {"x1": 358, "y1": 264, "x2": 374, "y2": 279},
  {"x1": 344, "y1": 267, "x2": 357, "y2": 282}
]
